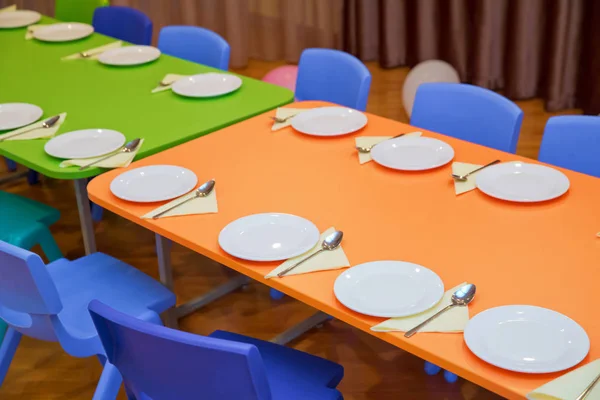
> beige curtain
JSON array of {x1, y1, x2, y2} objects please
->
[
  {"x1": 344, "y1": 0, "x2": 600, "y2": 114},
  {"x1": 0, "y1": 0, "x2": 53, "y2": 14}
]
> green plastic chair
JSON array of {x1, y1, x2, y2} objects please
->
[
  {"x1": 55, "y1": 0, "x2": 109, "y2": 24},
  {"x1": 0, "y1": 191, "x2": 62, "y2": 262}
]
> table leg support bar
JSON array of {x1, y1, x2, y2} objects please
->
[
  {"x1": 74, "y1": 178, "x2": 97, "y2": 255},
  {"x1": 0, "y1": 170, "x2": 27, "y2": 185},
  {"x1": 269, "y1": 311, "x2": 331, "y2": 345}
]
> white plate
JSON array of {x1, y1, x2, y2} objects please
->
[
  {"x1": 0, "y1": 10, "x2": 41, "y2": 28},
  {"x1": 33, "y1": 22, "x2": 94, "y2": 42},
  {"x1": 172, "y1": 73, "x2": 243, "y2": 98},
  {"x1": 371, "y1": 136, "x2": 455, "y2": 171},
  {"x1": 98, "y1": 46, "x2": 161, "y2": 66},
  {"x1": 476, "y1": 162, "x2": 570, "y2": 202},
  {"x1": 110, "y1": 165, "x2": 198, "y2": 203},
  {"x1": 44, "y1": 129, "x2": 125, "y2": 159},
  {"x1": 334, "y1": 261, "x2": 444, "y2": 317},
  {"x1": 291, "y1": 107, "x2": 368, "y2": 137},
  {"x1": 464, "y1": 305, "x2": 589, "y2": 373},
  {"x1": 0, "y1": 103, "x2": 43, "y2": 130},
  {"x1": 218, "y1": 213, "x2": 320, "y2": 262}
]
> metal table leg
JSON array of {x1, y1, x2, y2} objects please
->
[
  {"x1": 73, "y1": 179, "x2": 97, "y2": 255},
  {"x1": 155, "y1": 234, "x2": 178, "y2": 329},
  {"x1": 269, "y1": 311, "x2": 331, "y2": 345}
]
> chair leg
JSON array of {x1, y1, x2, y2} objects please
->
[
  {"x1": 91, "y1": 203, "x2": 104, "y2": 222},
  {"x1": 27, "y1": 170, "x2": 39, "y2": 185},
  {"x1": 37, "y1": 229, "x2": 63, "y2": 262},
  {"x1": 424, "y1": 361, "x2": 441, "y2": 375},
  {"x1": 92, "y1": 361, "x2": 124, "y2": 400},
  {"x1": 0, "y1": 328, "x2": 21, "y2": 387},
  {"x1": 270, "y1": 288, "x2": 285, "y2": 300},
  {"x1": 4, "y1": 158, "x2": 17, "y2": 172}
]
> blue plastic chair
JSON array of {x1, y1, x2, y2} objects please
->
[
  {"x1": 0, "y1": 241, "x2": 175, "y2": 391},
  {"x1": 0, "y1": 191, "x2": 62, "y2": 262},
  {"x1": 3, "y1": 159, "x2": 39, "y2": 185},
  {"x1": 92, "y1": 6, "x2": 152, "y2": 45},
  {"x1": 89, "y1": 300, "x2": 344, "y2": 400},
  {"x1": 410, "y1": 83, "x2": 524, "y2": 153},
  {"x1": 158, "y1": 26, "x2": 230, "y2": 70},
  {"x1": 3, "y1": 158, "x2": 16, "y2": 172},
  {"x1": 295, "y1": 48, "x2": 371, "y2": 111},
  {"x1": 538, "y1": 116, "x2": 600, "y2": 178}
]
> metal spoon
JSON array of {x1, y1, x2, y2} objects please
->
[
  {"x1": 452, "y1": 160, "x2": 500, "y2": 181},
  {"x1": 78, "y1": 138, "x2": 141, "y2": 171},
  {"x1": 277, "y1": 230, "x2": 344, "y2": 277},
  {"x1": 356, "y1": 133, "x2": 407, "y2": 153},
  {"x1": 152, "y1": 179, "x2": 216, "y2": 219},
  {"x1": 575, "y1": 372, "x2": 600, "y2": 400},
  {"x1": 270, "y1": 114, "x2": 296, "y2": 124},
  {"x1": 0, "y1": 115, "x2": 60, "y2": 142},
  {"x1": 158, "y1": 80, "x2": 172, "y2": 87},
  {"x1": 404, "y1": 283, "x2": 476, "y2": 338}
]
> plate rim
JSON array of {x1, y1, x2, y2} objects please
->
[
  {"x1": 333, "y1": 260, "x2": 445, "y2": 317},
  {"x1": 475, "y1": 161, "x2": 570, "y2": 202},
  {"x1": 0, "y1": 102, "x2": 43, "y2": 130},
  {"x1": 109, "y1": 164, "x2": 198, "y2": 203},
  {"x1": 171, "y1": 72, "x2": 243, "y2": 98},
  {"x1": 97, "y1": 45, "x2": 161, "y2": 66},
  {"x1": 291, "y1": 106, "x2": 368, "y2": 137},
  {"x1": 44, "y1": 128, "x2": 126, "y2": 159},
  {"x1": 371, "y1": 136, "x2": 455, "y2": 171},
  {"x1": 464, "y1": 304, "x2": 590, "y2": 373},
  {"x1": 33, "y1": 22, "x2": 94, "y2": 42},
  {"x1": 0, "y1": 10, "x2": 41, "y2": 28},
  {"x1": 218, "y1": 212, "x2": 320, "y2": 262}
]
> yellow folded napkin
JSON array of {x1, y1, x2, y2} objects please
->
[
  {"x1": 527, "y1": 359, "x2": 600, "y2": 400},
  {"x1": 371, "y1": 282, "x2": 469, "y2": 333},
  {"x1": 151, "y1": 74, "x2": 188, "y2": 93},
  {"x1": 271, "y1": 108, "x2": 306, "y2": 131},
  {"x1": 59, "y1": 138, "x2": 144, "y2": 169},
  {"x1": 142, "y1": 188, "x2": 218, "y2": 219},
  {"x1": 25, "y1": 24, "x2": 45, "y2": 40},
  {"x1": 452, "y1": 162, "x2": 482, "y2": 195},
  {"x1": 0, "y1": 112, "x2": 67, "y2": 141},
  {"x1": 355, "y1": 131, "x2": 422, "y2": 164},
  {"x1": 265, "y1": 227, "x2": 350, "y2": 279},
  {"x1": 61, "y1": 41, "x2": 123, "y2": 60},
  {"x1": 0, "y1": 5, "x2": 17, "y2": 12}
]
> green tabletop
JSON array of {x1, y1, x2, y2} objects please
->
[{"x1": 0, "y1": 16, "x2": 293, "y2": 179}]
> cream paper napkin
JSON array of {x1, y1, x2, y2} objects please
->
[
  {"x1": 0, "y1": 5, "x2": 17, "y2": 12},
  {"x1": 25, "y1": 24, "x2": 45, "y2": 40},
  {"x1": 527, "y1": 359, "x2": 600, "y2": 400},
  {"x1": 0, "y1": 112, "x2": 67, "y2": 141},
  {"x1": 61, "y1": 41, "x2": 123, "y2": 60},
  {"x1": 151, "y1": 74, "x2": 188, "y2": 93},
  {"x1": 265, "y1": 227, "x2": 350, "y2": 279},
  {"x1": 452, "y1": 162, "x2": 482, "y2": 195},
  {"x1": 355, "y1": 131, "x2": 422, "y2": 164},
  {"x1": 59, "y1": 138, "x2": 144, "y2": 169},
  {"x1": 371, "y1": 282, "x2": 470, "y2": 333},
  {"x1": 271, "y1": 108, "x2": 306, "y2": 131},
  {"x1": 142, "y1": 188, "x2": 218, "y2": 219}
]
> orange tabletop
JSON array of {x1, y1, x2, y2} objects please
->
[{"x1": 88, "y1": 101, "x2": 600, "y2": 399}]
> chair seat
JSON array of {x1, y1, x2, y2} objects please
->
[
  {"x1": 209, "y1": 330, "x2": 344, "y2": 393},
  {"x1": 0, "y1": 191, "x2": 59, "y2": 226},
  {"x1": 0, "y1": 218, "x2": 45, "y2": 246},
  {"x1": 48, "y1": 253, "x2": 175, "y2": 341}
]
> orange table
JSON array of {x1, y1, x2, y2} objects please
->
[{"x1": 88, "y1": 101, "x2": 600, "y2": 399}]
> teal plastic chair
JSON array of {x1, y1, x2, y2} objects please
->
[
  {"x1": 55, "y1": 0, "x2": 109, "y2": 24},
  {"x1": 0, "y1": 191, "x2": 62, "y2": 262}
]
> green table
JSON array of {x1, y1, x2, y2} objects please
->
[{"x1": 0, "y1": 16, "x2": 293, "y2": 254}]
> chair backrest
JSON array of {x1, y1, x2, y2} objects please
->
[
  {"x1": 538, "y1": 116, "x2": 600, "y2": 177},
  {"x1": 158, "y1": 26, "x2": 230, "y2": 70},
  {"x1": 295, "y1": 48, "x2": 371, "y2": 111},
  {"x1": 92, "y1": 6, "x2": 152, "y2": 45},
  {"x1": 89, "y1": 300, "x2": 272, "y2": 400},
  {"x1": 0, "y1": 241, "x2": 62, "y2": 339},
  {"x1": 410, "y1": 83, "x2": 524, "y2": 153},
  {"x1": 55, "y1": 0, "x2": 109, "y2": 24}
]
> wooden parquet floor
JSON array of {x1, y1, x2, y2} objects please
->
[{"x1": 0, "y1": 61, "x2": 581, "y2": 399}]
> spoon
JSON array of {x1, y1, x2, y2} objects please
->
[
  {"x1": 575, "y1": 372, "x2": 600, "y2": 400},
  {"x1": 270, "y1": 114, "x2": 297, "y2": 124},
  {"x1": 452, "y1": 160, "x2": 500, "y2": 181},
  {"x1": 78, "y1": 138, "x2": 141, "y2": 171},
  {"x1": 356, "y1": 133, "x2": 407, "y2": 153},
  {"x1": 404, "y1": 283, "x2": 476, "y2": 338},
  {"x1": 0, "y1": 115, "x2": 60, "y2": 142},
  {"x1": 152, "y1": 179, "x2": 216, "y2": 220},
  {"x1": 277, "y1": 230, "x2": 344, "y2": 277}
]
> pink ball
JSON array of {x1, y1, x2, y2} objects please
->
[{"x1": 262, "y1": 65, "x2": 298, "y2": 92}]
